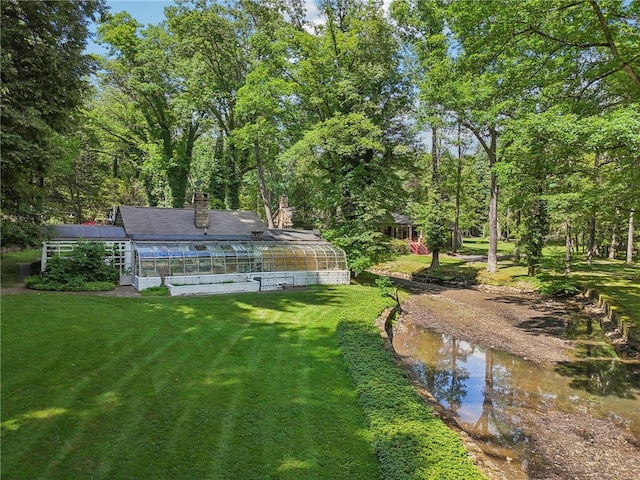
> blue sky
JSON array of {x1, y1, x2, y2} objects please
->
[
  {"x1": 87, "y1": 0, "x2": 176, "y2": 55},
  {"x1": 88, "y1": 1, "x2": 390, "y2": 55}
]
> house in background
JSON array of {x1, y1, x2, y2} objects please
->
[
  {"x1": 42, "y1": 193, "x2": 350, "y2": 295},
  {"x1": 381, "y1": 212, "x2": 416, "y2": 241}
]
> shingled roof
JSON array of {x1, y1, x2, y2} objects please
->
[{"x1": 115, "y1": 206, "x2": 267, "y2": 240}]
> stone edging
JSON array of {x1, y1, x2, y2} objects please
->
[{"x1": 583, "y1": 288, "x2": 639, "y2": 349}]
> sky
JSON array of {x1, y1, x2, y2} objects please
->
[
  {"x1": 88, "y1": 0, "x2": 320, "y2": 52},
  {"x1": 88, "y1": 0, "x2": 390, "y2": 55},
  {"x1": 87, "y1": 0, "x2": 175, "y2": 55}
]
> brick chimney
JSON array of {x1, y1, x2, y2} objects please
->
[{"x1": 192, "y1": 192, "x2": 210, "y2": 228}]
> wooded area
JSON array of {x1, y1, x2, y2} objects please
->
[{"x1": 1, "y1": 0, "x2": 638, "y2": 274}]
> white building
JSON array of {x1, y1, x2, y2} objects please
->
[{"x1": 42, "y1": 193, "x2": 350, "y2": 295}]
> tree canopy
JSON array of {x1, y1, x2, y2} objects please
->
[{"x1": 1, "y1": 0, "x2": 637, "y2": 271}]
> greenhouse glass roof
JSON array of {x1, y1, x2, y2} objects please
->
[{"x1": 134, "y1": 241, "x2": 348, "y2": 277}]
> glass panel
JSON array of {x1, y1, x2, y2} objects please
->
[
  {"x1": 303, "y1": 245, "x2": 318, "y2": 271},
  {"x1": 291, "y1": 246, "x2": 307, "y2": 271},
  {"x1": 170, "y1": 258, "x2": 184, "y2": 275},
  {"x1": 185, "y1": 258, "x2": 198, "y2": 274},
  {"x1": 198, "y1": 257, "x2": 213, "y2": 274},
  {"x1": 140, "y1": 259, "x2": 155, "y2": 277},
  {"x1": 336, "y1": 249, "x2": 347, "y2": 269},
  {"x1": 269, "y1": 245, "x2": 287, "y2": 271},
  {"x1": 206, "y1": 244, "x2": 225, "y2": 256},
  {"x1": 220, "y1": 244, "x2": 237, "y2": 273},
  {"x1": 325, "y1": 250, "x2": 338, "y2": 270},
  {"x1": 258, "y1": 245, "x2": 274, "y2": 272},
  {"x1": 238, "y1": 256, "x2": 251, "y2": 273},
  {"x1": 153, "y1": 246, "x2": 170, "y2": 258},
  {"x1": 183, "y1": 245, "x2": 198, "y2": 258},
  {"x1": 132, "y1": 241, "x2": 347, "y2": 276},
  {"x1": 212, "y1": 256, "x2": 225, "y2": 274},
  {"x1": 315, "y1": 246, "x2": 329, "y2": 270},
  {"x1": 137, "y1": 246, "x2": 154, "y2": 258}
]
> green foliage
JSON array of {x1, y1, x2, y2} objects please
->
[
  {"x1": 0, "y1": 249, "x2": 41, "y2": 288},
  {"x1": 325, "y1": 227, "x2": 390, "y2": 276},
  {"x1": 27, "y1": 241, "x2": 118, "y2": 291},
  {"x1": 0, "y1": 218, "x2": 42, "y2": 249},
  {"x1": 140, "y1": 285, "x2": 170, "y2": 296},
  {"x1": 389, "y1": 238, "x2": 411, "y2": 256},
  {"x1": 517, "y1": 199, "x2": 550, "y2": 276},
  {"x1": 422, "y1": 191, "x2": 448, "y2": 254},
  {"x1": 375, "y1": 276, "x2": 401, "y2": 312},
  {"x1": 24, "y1": 277, "x2": 116, "y2": 292},
  {"x1": 1, "y1": 0, "x2": 105, "y2": 220},
  {"x1": 538, "y1": 278, "x2": 580, "y2": 297},
  {"x1": 336, "y1": 315, "x2": 485, "y2": 479}
]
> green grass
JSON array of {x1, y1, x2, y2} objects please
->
[
  {"x1": 1, "y1": 288, "x2": 383, "y2": 479},
  {"x1": 1, "y1": 285, "x2": 485, "y2": 479},
  {"x1": 569, "y1": 259, "x2": 640, "y2": 328},
  {"x1": 373, "y1": 238, "x2": 639, "y2": 328},
  {"x1": 1, "y1": 249, "x2": 40, "y2": 288}
]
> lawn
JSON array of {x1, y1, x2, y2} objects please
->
[
  {"x1": 1, "y1": 285, "x2": 484, "y2": 480},
  {"x1": 1, "y1": 288, "x2": 385, "y2": 479}
]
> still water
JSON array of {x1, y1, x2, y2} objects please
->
[{"x1": 393, "y1": 322, "x2": 640, "y2": 478}]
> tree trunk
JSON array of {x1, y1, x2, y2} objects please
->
[
  {"x1": 432, "y1": 125, "x2": 439, "y2": 184},
  {"x1": 627, "y1": 208, "x2": 635, "y2": 264},
  {"x1": 462, "y1": 121, "x2": 498, "y2": 272},
  {"x1": 453, "y1": 123, "x2": 463, "y2": 253},
  {"x1": 254, "y1": 137, "x2": 274, "y2": 228},
  {"x1": 487, "y1": 169, "x2": 499, "y2": 272},
  {"x1": 586, "y1": 212, "x2": 596, "y2": 265},
  {"x1": 609, "y1": 205, "x2": 620, "y2": 259},
  {"x1": 586, "y1": 153, "x2": 600, "y2": 265},
  {"x1": 430, "y1": 124, "x2": 441, "y2": 269},
  {"x1": 565, "y1": 220, "x2": 572, "y2": 274},
  {"x1": 487, "y1": 128, "x2": 499, "y2": 272},
  {"x1": 430, "y1": 249, "x2": 440, "y2": 268}
]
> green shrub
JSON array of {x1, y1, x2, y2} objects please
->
[
  {"x1": 24, "y1": 276, "x2": 116, "y2": 292},
  {"x1": 389, "y1": 238, "x2": 411, "y2": 256},
  {"x1": 337, "y1": 315, "x2": 486, "y2": 479},
  {"x1": 28, "y1": 241, "x2": 118, "y2": 291},
  {"x1": 140, "y1": 285, "x2": 169, "y2": 296},
  {"x1": 539, "y1": 278, "x2": 580, "y2": 297}
]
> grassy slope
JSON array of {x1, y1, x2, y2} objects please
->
[
  {"x1": 374, "y1": 238, "x2": 639, "y2": 327},
  {"x1": 0, "y1": 249, "x2": 40, "y2": 288},
  {"x1": 1, "y1": 286, "x2": 484, "y2": 480}
]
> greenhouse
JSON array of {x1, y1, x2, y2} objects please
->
[
  {"x1": 135, "y1": 242, "x2": 347, "y2": 277},
  {"x1": 132, "y1": 240, "x2": 350, "y2": 294},
  {"x1": 42, "y1": 196, "x2": 351, "y2": 294}
]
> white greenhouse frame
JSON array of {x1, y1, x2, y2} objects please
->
[{"x1": 41, "y1": 239, "x2": 350, "y2": 293}]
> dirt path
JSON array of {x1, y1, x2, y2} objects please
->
[{"x1": 391, "y1": 278, "x2": 640, "y2": 480}]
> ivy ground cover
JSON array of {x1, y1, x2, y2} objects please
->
[{"x1": 2, "y1": 287, "x2": 387, "y2": 480}]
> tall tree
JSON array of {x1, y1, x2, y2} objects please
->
[
  {"x1": 1, "y1": 0, "x2": 106, "y2": 245},
  {"x1": 281, "y1": 0, "x2": 412, "y2": 273},
  {"x1": 166, "y1": 1, "x2": 256, "y2": 209},
  {"x1": 98, "y1": 12, "x2": 203, "y2": 207}
]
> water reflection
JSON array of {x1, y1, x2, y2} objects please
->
[{"x1": 395, "y1": 323, "x2": 640, "y2": 475}]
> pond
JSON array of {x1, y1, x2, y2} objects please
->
[{"x1": 393, "y1": 323, "x2": 640, "y2": 479}]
